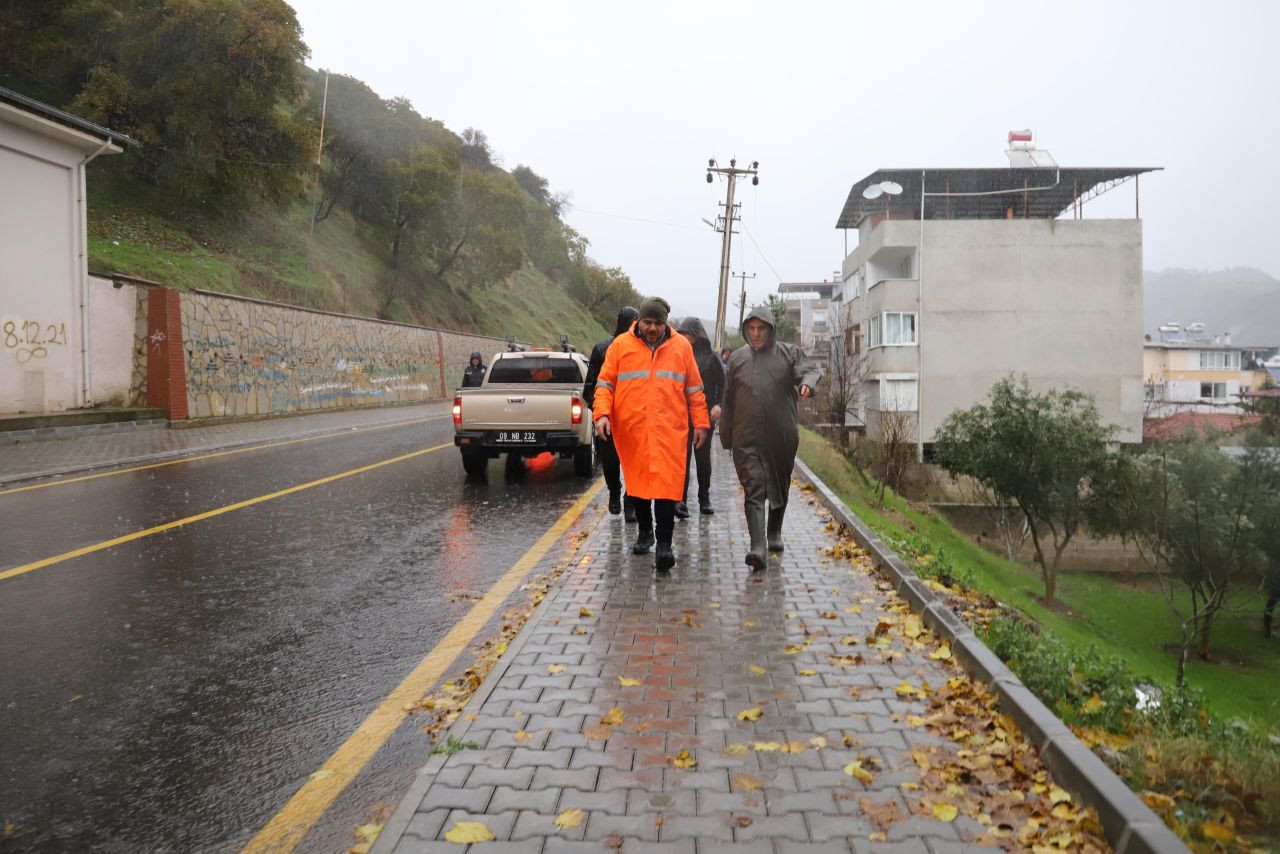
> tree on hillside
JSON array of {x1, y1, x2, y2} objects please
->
[
  {"x1": 512, "y1": 165, "x2": 569, "y2": 220},
  {"x1": 67, "y1": 0, "x2": 313, "y2": 207},
  {"x1": 460, "y1": 127, "x2": 496, "y2": 171},
  {"x1": 384, "y1": 144, "x2": 458, "y2": 269},
  {"x1": 434, "y1": 169, "x2": 526, "y2": 286},
  {"x1": 1090, "y1": 432, "x2": 1276, "y2": 684},
  {"x1": 933, "y1": 377, "x2": 1116, "y2": 608}
]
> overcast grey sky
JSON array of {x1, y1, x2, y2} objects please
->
[{"x1": 288, "y1": 0, "x2": 1279, "y2": 320}]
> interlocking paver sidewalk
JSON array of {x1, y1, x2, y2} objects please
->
[
  {"x1": 0, "y1": 402, "x2": 449, "y2": 484},
  {"x1": 379, "y1": 446, "x2": 1116, "y2": 853}
]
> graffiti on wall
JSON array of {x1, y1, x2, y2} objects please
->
[
  {"x1": 180, "y1": 292, "x2": 515, "y2": 418},
  {"x1": 2, "y1": 317, "x2": 69, "y2": 364}
]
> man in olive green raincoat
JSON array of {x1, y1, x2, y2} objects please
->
[{"x1": 720, "y1": 305, "x2": 821, "y2": 569}]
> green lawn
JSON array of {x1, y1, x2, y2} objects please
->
[{"x1": 798, "y1": 430, "x2": 1280, "y2": 733}]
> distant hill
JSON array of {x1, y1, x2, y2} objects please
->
[{"x1": 1144, "y1": 268, "x2": 1280, "y2": 345}]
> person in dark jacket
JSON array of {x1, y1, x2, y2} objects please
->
[
  {"x1": 461, "y1": 351, "x2": 487, "y2": 388},
  {"x1": 721, "y1": 305, "x2": 821, "y2": 568},
  {"x1": 583, "y1": 306, "x2": 639, "y2": 517},
  {"x1": 676, "y1": 317, "x2": 725, "y2": 517}
]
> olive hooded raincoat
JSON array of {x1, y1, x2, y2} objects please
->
[
  {"x1": 593, "y1": 323, "x2": 710, "y2": 500},
  {"x1": 720, "y1": 306, "x2": 822, "y2": 506}
]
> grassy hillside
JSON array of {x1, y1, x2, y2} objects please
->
[{"x1": 85, "y1": 171, "x2": 608, "y2": 351}]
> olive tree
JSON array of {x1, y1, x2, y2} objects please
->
[
  {"x1": 932, "y1": 377, "x2": 1116, "y2": 607},
  {"x1": 1090, "y1": 433, "x2": 1277, "y2": 684}
]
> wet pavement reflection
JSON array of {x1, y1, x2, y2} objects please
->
[{"x1": 0, "y1": 418, "x2": 596, "y2": 852}]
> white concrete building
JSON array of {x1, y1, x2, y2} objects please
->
[
  {"x1": 0, "y1": 86, "x2": 132, "y2": 414},
  {"x1": 836, "y1": 165, "x2": 1157, "y2": 447}
]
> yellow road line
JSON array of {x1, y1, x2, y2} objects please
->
[
  {"x1": 243, "y1": 477, "x2": 605, "y2": 854},
  {"x1": 0, "y1": 415, "x2": 448, "y2": 497},
  {"x1": 0, "y1": 443, "x2": 453, "y2": 583}
]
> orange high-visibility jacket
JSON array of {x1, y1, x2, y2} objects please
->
[{"x1": 593, "y1": 324, "x2": 711, "y2": 500}]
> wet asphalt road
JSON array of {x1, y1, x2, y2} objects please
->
[{"x1": 0, "y1": 417, "x2": 597, "y2": 852}]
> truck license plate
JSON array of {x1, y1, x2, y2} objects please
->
[{"x1": 495, "y1": 431, "x2": 538, "y2": 444}]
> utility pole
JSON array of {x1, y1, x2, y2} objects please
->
[
  {"x1": 304, "y1": 72, "x2": 330, "y2": 309},
  {"x1": 732, "y1": 270, "x2": 756, "y2": 333},
  {"x1": 705, "y1": 157, "x2": 758, "y2": 352}
]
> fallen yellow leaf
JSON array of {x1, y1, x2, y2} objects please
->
[
  {"x1": 1081, "y1": 693, "x2": 1106, "y2": 714},
  {"x1": 547, "y1": 664, "x2": 565, "y2": 674},
  {"x1": 444, "y1": 821, "x2": 495, "y2": 844},
  {"x1": 354, "y1": 823, "x2": 382, "y2": 844},
  {"x1": 749, "y1": 664, "x2": 766, "y2": 675},
  {"x1": 780, "y1": 740, "x2": 808, "y2": 754},
  {"x1": 617, "y1": 676, "x2": 642, "y2": 687},
  {"x1": 723, "y1": 743, "x2": 750, "y2": 756},
  {"x1": 868, "y1": 831, "x2": 887, "y2": 842},
  {"x1": 1048, "y1": 785, "x2": 1071, "y2": 805},
  {"x1": 751, "y1": 741, "x2": 780, "y2": 752},
  {"x1": 736, "y1": 707, "x2": 763, "y2": 721},
  {"x1": 809, "y1": 736, "x2": 828, "y2": 749},
  {"x1": 579, "y1": 607, "x2": 594, "y2": 618},
  {"x1": 782, "y1": 643, "x2": 804, "y2": 655},
  {"x1": 929, "y1": 644, "x2": 952, "y2": 661},
  {"x1": 933, "y1": 803, "x2": 958, "y2": 822},
  {"x1": 844, "y1": 760, "x2": 874, "y2": 784},
  {"x1": 733, "y1": 773, "x2": 763, "y2": 791},
  {"x1": 601, "y1": 708, "x2": 624, "y2": 726},
  {"x1": 512, "y1": 730, "x2": 533, "y2": 743},
  {"x1": 798, "y1": 669, "x2": 817, "y2": 677},
  {"x1": 555, "y1": 808, "x2": 585, "y2": 830},
  {"x1": 670, "y1": 749, "x2": 697, "y2": 769},
  {"x1": 1198, "y1": 821, "x2": 1236, "y2": 845}
]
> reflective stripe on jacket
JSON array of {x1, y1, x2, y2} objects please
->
[{"x1": 593, "y1": 323, "x2": 710, "y2": 500}]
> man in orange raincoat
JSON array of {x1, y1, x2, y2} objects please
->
[{"x1": 593, "y1": 297, "x2": 710, "y2": 571}]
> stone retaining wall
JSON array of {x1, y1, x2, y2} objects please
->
[
  {"x1": 179, "y1": 290, "x2": 521, "y2": 419},
  {"x1": 94, "y1": 279, "x2": 525, "y2": 420}
]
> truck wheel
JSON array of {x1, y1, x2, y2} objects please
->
[
  {"x1": 461, "y1": 449, "x2": 487, "y2": 476},
  {"x1": 573, "y1": 442, "x2": 595, "y2": 477}
]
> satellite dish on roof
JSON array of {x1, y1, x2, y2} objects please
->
[
  {"x1": 881, "y1": 181, "x2": 903, "y2": 195},
  {"x1": 862, "y1": 184, "x2": 883, "y2": 200}
]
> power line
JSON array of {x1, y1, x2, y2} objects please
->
[
  {"x1": 740, "y1": 220, "x2": 785, "y2": 283},
  {"x1": 571, "y1": 207, "x2": 703, "y2": 231}
]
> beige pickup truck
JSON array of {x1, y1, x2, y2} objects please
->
[{"x1": 452, "y1": 350, "x2": 595, "y2": 476}]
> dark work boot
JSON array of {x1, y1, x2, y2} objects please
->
[
  {"x1": 699, "y1": 491, "x2": 714, "y2": 515},
  {"x1": 608, "y1": 490, "x2": 621, "y2": 515},
  {"x1": 674, "y1": 502, "x2": 690, "y2": 520},
  {"x1": 624, "y1": 495, "x2": 637, "y2": 524},
  {"x1": 767, "y1": 506, "x2": 786, "y2": 553},
  {"x1": 744, "y1": 505, "x2": 767, "y2": 570},
  {"x1": 633, "y1": 527, "x2": 655, "y2": 555},
  {"x1": 655, "y1": 542, "x2": 676, "y2": 572}
]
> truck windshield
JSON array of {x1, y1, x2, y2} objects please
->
[{"x1": 487, "y1": 358, "x2": 582, "y2": 384}]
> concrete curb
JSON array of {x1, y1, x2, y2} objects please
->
[
  {"x1": 793, "y1": 458, "x2": 1188, "y2": 854},
  {"x1": 0, "y1": 411, "x2": 444, "y2": 487},
  {"x1": 371, "y1": 504, "x2": 606, "y2": 853}
]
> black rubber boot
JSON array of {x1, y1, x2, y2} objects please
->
[
  {"x1": 699, "y1": 491, "x2": 714, "y2": 515},
  {"x1": 767, "y1": 506, "x2": 786, "y2": 553},
  {"x1": 633, "y1": 527, "x2": 655, "y2": 554},
  {"x1": 655, "y1": 542, "x2": 676, "y2": 571},
  {"x1": 608, "y1": 490, "x2": 621, "y2": 515},
  {"x1": 744, "y1": 505, "x2": 767, "y2": 569},
  {"x1": 624, "y1": 495, "x2": 637, "y2": 524},
  {"x1": 674, "y1": 502, "x2": 690, "y2": 520}
]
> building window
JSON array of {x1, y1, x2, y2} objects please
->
[
  {"x1": 869, "y1": 311, "x2": 917, "y2": 348},
  {"x1": 880, "y1": 376, "x2": 918, "y2": 411},
  {"x1": 846, "y1": 323, "x2": 861, "y2": 354},
  {"x1": 1198, "y1": 350, "x2": 1240, "y2": 370},
  {"x1": 1199, "y1": 382, "x2": 1228, "y2": 399}
]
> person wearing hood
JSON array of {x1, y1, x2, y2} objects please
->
[
  {"x1": 593, "y1": 297, "x2": 710, "y2": 571},
  {"x1": 676, "y1": 317, "x2": 725, "y2": 517},
  {"x1": 461, "y1": 351, "x2": 487, "y2": 388},
  {"x1": 721, "y1": 305, "x2": 821, "y2": 569},
  {"x1": 583, "y1": 305, "x2": 640, "y2": 517}
]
